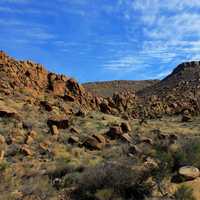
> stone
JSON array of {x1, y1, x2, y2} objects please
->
[
  {"x1": 106, "y1": 126, "x2": 123, "y2": 140},
  {"x1": 51, "y1": 125, "x2": 59, "y2": 135},
  {"x1": 121, "y1": 122, "x2": 131, "y2": 133},
  {"x1": 0, "y1": 150, "x2": 4, "y2": 161},
  {"x1": 76, "y1": 109, "x2": 87, "y2": 117},
  {"x1": 20, "y1": 145, "x2": 33, "y2": 156},
  {"x1": 25, "y1": 135, "x2": 34, "y2": 145},
  {"x1": 83, "y1": 135, "x2": 105, "y2": 150},
  {"x1": 179, "y1": 166, "x2": 200, "y2": 180},
  {"x1": 70, "y1": 127, "x2": 80, "y2": 134},
  {"x1": 182, "y1": 114, "x2": 192, "y2": 122},
  {"x1": 140, "y1": 137, "x2": 153, "y2": 145},
  {"x1": 28, "y1": 130, "x2": 37, "y2": 139},
  {"x1": 99, "y1": 102, "x2": 111, "y2": 114},
  {"x1": 0, "y1": 105, "x2": 19, "y2": 119},
  {"x1": 92, "y1": 134, "x2": 106, "y2": 145},
  {"x1": 63, "y1": 94, "x2": 75, "y2": 102},
  {"x1": 40, "y1": 101, "x2": 53, "y2": 112},
  {"x1": 129, "y1": 145, "x2": 142, "y2": 155},
  {"x1": 51, "y1": 80, "x2": 66, "y2": 96},
  {"x1": 120, "y1": 133, "x2": 132, "y2": 143},
  {"x1": 0, "y1": 135, "x2": 5, "y2": 145},
  {"x1": 47, "y1": 115, "x2": 69, "y2": 129},
  {"x1": 68, "y1": 136, "x2": 79, "y2": 145}
]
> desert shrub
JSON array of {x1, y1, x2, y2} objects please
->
[
  {"x1": 152, "y1": 146, "x2": 174, "y2": 196},
  {"x1": 73, "y1": 161, "x2": 153, "y2": 200},
  {"x1": 0, "y1": 161, "x2": 9, "y2": 172},
  {"x1": 174, "y1": 185, "x2": 196, "y2": 200},
  {"x1": 173, "y1": 138, "x2": 200, "y2": 168}
]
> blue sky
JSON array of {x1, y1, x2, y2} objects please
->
[{"x1": 1, "y1": 0, "x2": 200, "y2": 83}]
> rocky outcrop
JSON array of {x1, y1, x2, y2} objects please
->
[{"x1": 0, "y1": 51, "x2": 86, "y2": 103}]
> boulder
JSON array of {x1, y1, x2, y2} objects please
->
[
  {"x1": 51, "y1": 125, "x2": 59, "y2": 135},
  {"x1": 182, "y1": 114, "x2": 192, "y2": 122},
  {"x1": 140, "y1": 137, "x2": 153, "y2": 145},
  {"x1": 28, "y1": 130, "x2": 37, "y2": 139},
  {"x1": 92, "y1": 134, "x2": 106, "y2": 145},
  {"x1": 99, "y1": 102, "x2": 111, "y2": 114},
  {"x1": 121, "y1": 122, "x2": 131, "y2": 133},
  {"x1": 0, "y1": 135, "x2": 5, "y2": 145},
  {"x1": 129, "y1": 145, "x2": 142, "y2": 155},
  {"x1": 51, "y1": 80, "x2": 66, "y2": 96},
  {"x1": 63, "y1": 94, "x2": 75, "y2": 102},
  {"x1": 40, "y1": 101, "x2": 53, "y2": 112},
  {"x1": 83, "y1": 135, "x2": 106, "y2": 150},
  {"x1": 106, "y1": 126, "x2": 123, "y2": 140},
  {"x1": 0, "y1": 150, "x2": 4, "y2": 161},
  {"x1": 68, "y1": 136, "x2": 79, "y2": 145},
  {"x1": 76, "y1": 109, "x2": 87, "y2": 117},
  {"x1": 20, "y1": 145, "x2": 33, "y2": 156},
  {"x1": 47, "y1": 115, "x2": 69, "y2": 129},
  {"x1": 70, "y1": 127, "x2": 80, "y2": 134},
  {"x1": 25, "y1": 135, "x2": 34, "y2": 145},
  {"x1": 179, "y1": 166, "x2": 200, "y2": 180},
  {"x1": 0, "y1": 105, "x2": 19, "y2": 119},
  {"x1": 120, "y1": 133, "x2": 132, "y2": 143}
]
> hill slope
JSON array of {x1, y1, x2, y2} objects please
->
[
  {"x1": 83, "y1": 80, "x2": 159, "y2": 97},
  {"x1": 139, "y1": 61, "x2": 200, "y2": 97}
]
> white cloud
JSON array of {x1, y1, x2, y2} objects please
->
[{"x1": 104, "y1": 0, "x2": 200, "y2": 79}]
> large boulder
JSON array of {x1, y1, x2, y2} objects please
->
[
  {"x1": 179, "y1": 166, "x2": 200, "y2": 180},
  {"x1": 106, "y1": 126, "x2": 123, "y2": 140},
  {"x1": 83, "y1": 134, "x2": 106, "y2": 150},
  {"x1": 47, "y1": 115, "x2": 69, "y2": 129},
  {"x1": 0, "y1": 105, "x2": 19, "y2": 119}
]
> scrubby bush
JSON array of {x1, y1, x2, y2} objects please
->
[
  {"x1": 73, "y1": 161, "x2": 153, "y2": 200},
  {"x1": 174, "y1": 185, "x2": 196, "y2": 200},
  {"x1": 174, "y1": 138, "x2": 200, "y2": 168}
]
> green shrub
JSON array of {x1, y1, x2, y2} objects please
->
[
  {"x1": 0, "y1": 161, "x2": 9, "y2": 172},
  {"x1": 174, "y1": 185, "x2": 196, "y2": 200},
  {"x1": 174, "y1": 139, "x2": 200, "y2": 168},
  {"x1": 73, "y1": 162, "x2": 152, "y2": 200}
]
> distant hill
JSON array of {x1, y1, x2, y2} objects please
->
[
  {"x1": 138, "y1": 61, "x2": 200, "y2": 98},
  {"x1": 83, "y1": 80, "x2": 159, "y2": 97}
]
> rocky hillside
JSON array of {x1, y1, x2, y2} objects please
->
[
  {"x1": 139, "y1": 61, "x2": 200, "y2": 97},
  {"x1": 1, "y1": 51, "x2": 200, "y2": 200},
  {"x1": 0, "y1": 50, "x2": 85, "y2": 98},
  {"x1": 83, "y1": 80, "x2": 159, "y2": 97}
]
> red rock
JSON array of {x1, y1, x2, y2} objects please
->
[
  {"x1": 0, "y1": 105, "x2": 19, "y2": 119},
  {"x1": 47, "y1": 115, "x2": 69, "y2": 129},
  {"x1": 68, "y1": 136, "x2": 79, "y2": 145},
  {"x1": 20, "y1": 145, "x2": 33, "y2": 156},
  {"x1": 51, "y1": 125, "x2": 59, "y2": 135},
  {"x1": 83, "y1": 135, "x2": 106, "y2": 150},
  {"x1": 120, "y1": 133, "x2": 132, "y2": 143}
]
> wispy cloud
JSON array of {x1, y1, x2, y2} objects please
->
[{"x1": 103, "y1": 0, "x2": 200, "y2": 79}]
